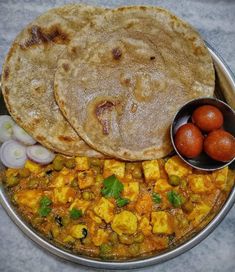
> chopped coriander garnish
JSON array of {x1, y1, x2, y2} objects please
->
[
  {"x1": 70, "y1": 208, "x2": 83, "y2": 219},
  {"x1": 39, "y1": 206, "x2": 51, "y2": 217},
  {"x1": 152, "y1": 192, "x2": 161, "y2": 204},
  {"x1": 40, "y1": 196, "x2": 52, "y2": 207},
  {"x1": 167, "y1": 191, "x2": 182, "y2": 208},
  {"x1": 38, "y1": 196, "x2": 52, "y2": 217},
  {"x1": 101, "y1": 175, "x2": 124, "y2": 199},
  {"x1": 101, "y1": 175, "x2": 130, "y2": 208},
  {"x1": 116, "y1": 197, "x2": 129, "y2": 207}
]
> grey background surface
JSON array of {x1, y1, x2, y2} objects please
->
[{"x1": 0, "y1": 0, "x2": 235, "y2": 271}]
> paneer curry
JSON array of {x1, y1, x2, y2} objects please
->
[{"x1": 2, "y1": 155, "x2": 234, "y2": 259}]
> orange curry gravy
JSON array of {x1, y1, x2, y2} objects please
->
[{"x1": 2, "y1": 155, "x2": 234, "y2": 259}]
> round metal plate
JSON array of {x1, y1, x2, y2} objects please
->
[{"x1": 0, "y1": 42, "x2": 235, "y2": 269}]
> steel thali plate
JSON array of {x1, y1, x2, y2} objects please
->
[{"x1": 0, "y1": 42, "x2": 235, "y2": 269}]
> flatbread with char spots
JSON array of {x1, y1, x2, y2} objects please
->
[
  {"x1": 2, "y1": 4, "x2": 106, "y2": 157},
  {"x1": 54, "y1": 6, "x2": 215, "y2": 161}
]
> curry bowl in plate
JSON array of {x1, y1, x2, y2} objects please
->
[{"x1": 0, "y1": 42, "x2": 235, "y2": 269}]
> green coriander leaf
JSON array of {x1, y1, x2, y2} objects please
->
[
  {"x1": 116, "y1": 197, "x2": 129, "y2": 207},
  {"x1": 40, "y1": 196, "x2": 52, "y2": 207},
  {"x1": 101, "y1": 175, "x2": 124, "y2": 199},
  {"x1": 70, "y1": 208, "x2": 83, "y2": 219},
  {"x1": 38, "y1": 196, "x2": 52, "y2": 217},
  {"x1": 39, "y1": 206, "x2": 51, "y2": 217},
  {"x1": 167, "y1": 191, "x2": 182, "y2": 208},
  {"x1": 152, "y1": 192, "x2": 161, "y2": 204}
]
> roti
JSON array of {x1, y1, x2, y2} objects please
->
[
  {"x1": 1, "y1": 4, "x2": 106, "y2": 157},
  {"x1": 54, "y1": 6, "x2": 215, "y2": 161}
]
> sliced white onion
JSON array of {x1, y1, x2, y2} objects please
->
[
  {"x1": 26, "y1": 145, "x2": 55, "y2": 165},
  {"x1": 0, "y1": 115, "x2": 16, "y2": 143},
  {"x1": 0, "y1": 140, "x2": 27, "y2": 168},
  {"x1": 13, "y1": 124, "x2": 36, "y2": 145}
]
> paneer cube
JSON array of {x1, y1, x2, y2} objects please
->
[
  {"x1": 5, "y1": 168, "x2": 19, "y2": 187},
  {"x1": 77, "y1": 170, "x2": 95, "y2": 189},
  {"x1": 51, "y1": 170, "x2": 76, "y2": 188},
  {"x1": 52, "y1": 175, "x2": 65, "y2": 187},
  {"x1": 92, "y1": 229, "x2": 109, "y2": 246},
  {"x1": 87, "y1": 210, "x2": 102, "y2": 224},
  {"x1": 188, "y1": 203, "x2": 211, "y2": 227},
  {"x1": 139, "y1": 217, "x2": 152, "y2": 236},
  {"x1": 70, "y1": 224, "x2": 88, "y2": 239},
  {"x1": 123, "y1": 182, "x2": 139, "y2": 201},
  {"x1": 165, "y1": 156, "x2": 192, "y2": 178},
  {"x1": 151, "y1": 211, "x2": 174, "y2": 234},
  {"x1": 63, "y1": 235, "x2": 75, "y2": 243},
  {"x1": 63, "y1": 171, "x2": 76, "y2": 185},
  {"x1": 60, "y1": 168, "x2": 70, "y2": 175},
  {"x1": 75, "y1": 157, "x2": 89, "y2": 171},
  {"x1": 225, "y1": 170, "x2": 235, "y2": 192},
  {"x1": 25, "y1": 160, "x2": 42, "y2": 174},
  {"x1": 69, "y1": 198, "x2": 90, "y2": 214},
  {"x1": 51, "y1": 225, "x2": 60, "y2": 238},
  {"x1": 188, "y1": 174, "x2": 214, "y2": 193},
  {"x1": 94, "y1": 197, "x2": 115, "y2": 223},
  {"x1": 53, "y1": 186, "x2": 76, "y2": 204},
  {"x1": 142, "y1": 160, "x2": 160, "y2": 182},
  {"x1": 212, "y1": 166, "x2": 228, "y2": 190},
  {"x1": 103, "y1": 159, "x2": 125, "y2": 178},
  {"x1": 111, "y1": 211, "x2": 137, "y2": 235},
  {"x1": 14, "y1": 189, "x2": 42, "y2": 212},
  {"x1": 154, "y1": 178, "x2": 172, "y2": 193}
]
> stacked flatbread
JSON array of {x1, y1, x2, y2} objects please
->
[
  {"x1": 2, "y1": 4, "x2": 215, "y2": 161},
  {"x1": 2, "y1": 4, "x2": 106, "y2": 157}
]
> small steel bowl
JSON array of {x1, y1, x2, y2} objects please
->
[{"x1": 171, "y1": 97, "x2": 235, "y2": 171}]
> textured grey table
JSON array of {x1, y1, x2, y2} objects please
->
[{"x1": 0, "y1": 0, "x2": 235, "y2": 271}]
